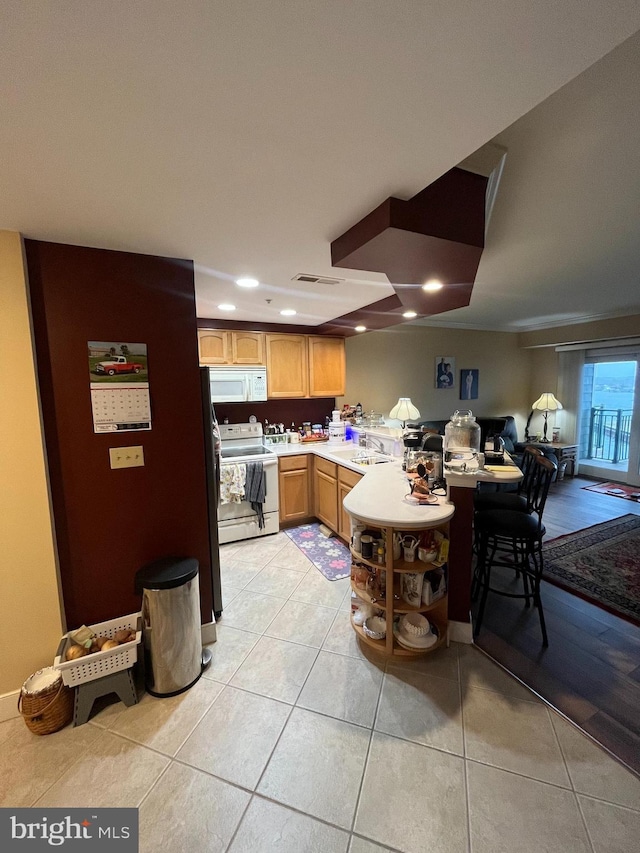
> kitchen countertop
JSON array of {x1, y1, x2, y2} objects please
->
[
  {"x1": 343, "y1": 461, "x2": 455, "y2": 529},
  {"x1": 269, "y1": 439, "x2": 376, "y2": 474},
  {"x1": 444, "y1": 454, "x2": 523, "y2": 489},
  {"x1": 272, "y1": 440, "x2": 453, "y2": 527},
  {"x1": 271, "y1": 439, "x2": 523, "y2": 529},
  {"x1": 271, "y1": 440, "x2": 522, "y2": 482}
]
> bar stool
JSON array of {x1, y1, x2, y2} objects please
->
[
  {"x1": 472, "y1": 454, "x2": 557, "y2": 646},
  {"x1": 471, "y1": 445, "x2": 544, "y2": 562},
  {"x1": 474, "y1": 445, "x2": 544, "y2": 514}
]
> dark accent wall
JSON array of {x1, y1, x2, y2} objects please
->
[
  {"x1": 215, "y1": 399, "x2": 336, "y2": 429},
  {"x1": 26, "y1": 240, "x2": 213, "y2": 628}
]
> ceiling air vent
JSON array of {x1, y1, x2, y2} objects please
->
[{"x1": 292, "y1": 273, "x2": 343, "y2": 286}]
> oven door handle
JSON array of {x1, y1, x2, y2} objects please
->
[{"x1": 221, "y1": 457, "x2": 277, "y2": 467}]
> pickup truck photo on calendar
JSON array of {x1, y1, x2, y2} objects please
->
[{"x1": 88, "y1": 341, "x2": 151, "y2": 433}]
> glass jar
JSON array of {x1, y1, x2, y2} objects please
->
[{"x1": 444, "y1": 410, "x2": 481, "y2": 473}]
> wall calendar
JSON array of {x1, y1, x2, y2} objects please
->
[{"x1": 88, "y1": 341, "x2": 151, "y2": 433}]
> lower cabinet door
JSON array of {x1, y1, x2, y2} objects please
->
[
  {"x1": 338, "y1": 482, "x2": 352, "y2": 541},
  {"x1": 279, "y1": 468, "x2": 310, "y2": 522},
  {"x1": 314, "y1": 469, "x2": 338, "y2": 531}
]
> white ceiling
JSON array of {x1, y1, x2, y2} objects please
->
[{"x1": 2, "y1": 1, "x2": 640, "y2": 330}]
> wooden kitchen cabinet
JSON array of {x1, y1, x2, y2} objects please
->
[
  {"x1": 308, "y1": 336, "x2": 345, "y2": 397},
  {"x1": 266, "y1": 334, "x2": 308, "y2": 398},
  {"x1": 198, "y1": 330, "x2": 343, "y2": 392},
  {"x1": 198, "y1": 329, "x2": 230, "y2": 364},
  {"x1": 231, "y1": 331, "x2": 264, "y2": 364},
  {"x1": 198, "y1": 329, "x2": 264, "y2": 365},
  {"x1": 266, "y1": 333, "x2": 345, "y2": 398},
  {"x1": 313, "y1": 456, "x2": 338, "y2": 531},
  {"x1": 338, "y1": 466, "x2": 363, "y2": 541},
  {"x1": 279, "y1": 455, "x2": 312, "y2": 524},
  {"x1": 312, "y1": 456, "x2": 360, "y2": 537}
]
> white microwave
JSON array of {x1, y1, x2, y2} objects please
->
[{"x1": 209, "y1": 366, "x2": 268, "y2": 402}]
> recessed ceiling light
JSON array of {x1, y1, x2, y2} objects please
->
[
  {"x1": 236, "y1": 277, "x2": 259, "y2": 288},
  {"x1": 218, "y1": 303, "x2": 236, "y2": 311},
  {"x1": 355, "y1": 325, "x2": 367, "y2": 332},
  {"x1": 280, "y1": 309, "x2": 297, "y2": 316},
  {"x1": 422, "y1": 279, "x2": 443, "y2": 292},
  {"x1": 403, "y1": 311, "x2": 417, "y2": 319}
]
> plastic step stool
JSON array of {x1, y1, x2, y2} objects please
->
[{"x1": 73, "y1": 668, "x2": 138, "y2": 726}]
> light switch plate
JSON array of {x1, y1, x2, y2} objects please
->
[{"x1": 109, "y1": 446, "x2": 145, "y2": 469}]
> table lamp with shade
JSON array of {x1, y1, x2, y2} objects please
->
[
  {"x1": 389, "y1": 397, "x2": 421, "y2": 428},
  {"x1": 531, "y1": 393, "x2": 563, "y2": 443}
]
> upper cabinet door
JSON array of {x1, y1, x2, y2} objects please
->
[
  {"x1": 266, "y1": 334, "x2": 308, "y2": 398},
  {"x1": 198, "y1": 329, "x2": 230, "y2": 364},
  {"x1": 308, "y1": 336, "x2": 346, "y2": 397},
  {"x1": 232, "y1": 331, "x2": 264, "y2": 364}
]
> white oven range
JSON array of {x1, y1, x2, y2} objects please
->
[{"x1": 218, "y1": 423, "x2": 279, "y2": 544}]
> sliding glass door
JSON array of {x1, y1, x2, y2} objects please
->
[{"x1": 579, "y1": 352, "x2": 640, "y2": 486}]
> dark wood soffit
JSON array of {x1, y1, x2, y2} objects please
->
[
  {"x1": 327, "y1": 166, "x2": 486, "y2": 331},
  {"x1": 196, "y1": 317, "x2": 334, "y2": 336},
  {"x1": 331, "y1": 168, "x2": 487, "y2": 271},
  {"x1": 199, "y1": 168, "x2": 486, "y2": 338}
]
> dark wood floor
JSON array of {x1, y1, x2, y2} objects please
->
[{"x1": 473, "y1": 474, "x2": 640, "y2": 776}]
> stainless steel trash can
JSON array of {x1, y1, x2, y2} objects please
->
[{"x1": 135, "y1": 557, "x2": 204, "y2": 697}]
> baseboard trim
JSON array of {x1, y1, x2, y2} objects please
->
[
  {"x1": 2, "y1": 625, "x2": 217, "y2": 721},
  {"x1": 201, "y1": 621, "x2": 217, "y2": 645},
  {"x1": 0, "y1": 689, "x2": 20, "y2": 723},
  {"x1": 449, "y1": 619, "x2": 473, "y2": 644}
]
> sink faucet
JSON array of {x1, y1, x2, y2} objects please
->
[{"x1": 365, "y1": 435, "x2": 386, "y2": 454}]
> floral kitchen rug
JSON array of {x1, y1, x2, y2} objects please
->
[
  {"x1": 285, "y1": 523, "x2": 351, "y2": 581},
  {"x1": 542, "y1": 514, "x2": 640, "y2": 625}
]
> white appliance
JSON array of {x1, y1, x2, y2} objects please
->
[
  {"x1": 209, "y1": 366, "x2": 267, "y2": 403},
  {"x1": 218, "y1": 423, "x2": 279, "y2": 543}
]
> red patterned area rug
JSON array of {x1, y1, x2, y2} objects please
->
[
  {"x1": 582, "y1": 482, "x2": 640, "y2": 502},
  {"x1": 542, "y1": 514, "x2": 640, "y2": 625}
]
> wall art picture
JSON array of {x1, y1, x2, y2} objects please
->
[
  {"x1": 435, "y1": 357, "x2": 455, "y2": 389},
  {"x1": 460, "y1": 368, "x2": 479, "y2": 400}
]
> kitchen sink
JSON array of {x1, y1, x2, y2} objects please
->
[
  {"x1": 351, "y1": 452, "x2": 393, "y2": 465},
  {"x1": 330, "y1": 448, "x2": 393, "y2": 465}
]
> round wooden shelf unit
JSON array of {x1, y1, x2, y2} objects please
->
[
  {"x1": 348, "y1": 521, "x2": 449, "y2": 659},
  {"x1": 351, "y1": 615, "x2": 447, "y2": 657},
  {"x1": 351, "y1": 578, "x2": 447, "y2": 615}
]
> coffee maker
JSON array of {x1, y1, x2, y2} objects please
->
[
  {"x1": 402, "y1": 429, "x2": 422, "y2": 471},
  {"x1": 420, "y1": 432, "x2": 444, "y2": 487}
]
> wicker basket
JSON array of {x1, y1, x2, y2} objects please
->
[{"x1": 18, "y1": 667, "x2": 73, "y2": 736}]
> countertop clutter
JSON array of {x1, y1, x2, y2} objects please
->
[{"x1": 273, "y1": 432, "x2": 522, "y2": 500}]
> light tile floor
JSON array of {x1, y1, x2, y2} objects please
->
[{"x1": 2, "y1": 532, "x2": 640, "y2": 852}]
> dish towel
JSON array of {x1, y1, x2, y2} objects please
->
[
  {"x1": 220, "y1": 463, "x2": 246, "y2": 504},
  {"x1": 245, "y1": 461, "x2": 266, "y2": 529}
]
